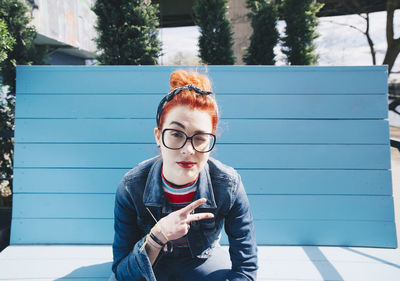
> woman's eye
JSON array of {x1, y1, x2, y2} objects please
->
[
  {"x1": 194, "y1": 136, "x2": 207, "y2": 142},
  {"x1": 171, "y1": 132, "x2": 184, "y2": 138}
]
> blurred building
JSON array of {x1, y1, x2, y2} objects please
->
[{"x1": 26, "y1": 0, "x2": 97, "y2": 65}]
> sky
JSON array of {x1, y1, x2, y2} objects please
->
[{"x1": 158, "y1": 10, "x2": 400, "y2": 76}]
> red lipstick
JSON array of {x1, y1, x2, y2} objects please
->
[{"x1": 177, "y1": 161, "x2": 196, "y2": 168}]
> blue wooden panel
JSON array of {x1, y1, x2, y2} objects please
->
[
  {"x1": 14, "y1": 119, "x2": 390, "y2": 144},
  {"x1": 15, "y1": 94, "x2": 388, "y2": 119},
  {"x1": 249, "y1": 195, "x2": 395, "y2": 221},
  {"x1": 13, "y1": 194, "x2": 115, "y2": 219},
  {"x1": 14, "y1": 144, "x2": 391, "y2": 169},
  {"x1": 10, "y1": 219, "x2": 114, "y2": 244},
  {"x1": 13, "y1": 168, "x2": 127, "y2": 194},
  {"x1": 12, "y1": 194, "x2": 394, "y2": 222},
  {"x1": 16, "y1": 65, "x2": 388, "y2": 95},
  {"x1": 13, "y1": 168, "x2": 392, "y2": 196},
  {"x1": 251, "y1": 220, "x2": 397, "y2": 248},
  {"x1": 10, "y1": 219, "x2": 396, "y2": 247}
]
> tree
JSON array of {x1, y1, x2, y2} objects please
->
[
  {"x1": 193, "y1": 0, "x2": 235, "y2": 65},
  {"x1": 0, "y1": 0, "x2": 47, "y2": 206},
  {"x1": 93, "y1": 0, "x2": 162, "y2": 65},
  {"x1": 280, "y1": 0, "x2": 323, "y2": 65},
  {"x1": 382, "y1": 0, "x2": 400, "y2": 73},
  {"x1": 323, "y1": 0, "x2": 400, "y2": 74},
  {"x1": 166, "y1": 51, "x2": 201, "y2": 66},
  {"x1": 0, "y1": 19, "x2": 15, "y2": 64},
  {"x1": 243, "y1": 0, "x2": 279, "y2": 65}
]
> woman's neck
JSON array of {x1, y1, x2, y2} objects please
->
[{"x1": 161, "y1": 165, "x2": 198, "y2": 187}]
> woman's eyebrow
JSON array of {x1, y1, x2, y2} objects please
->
[
  {"x1": 169, "y1": 121, "x2": 207, "y2": 134},
  {"x1": 169, "y1": 121, "x2": 185, "y2": 129}
]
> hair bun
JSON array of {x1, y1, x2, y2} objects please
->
[{"x1": 170, "y1": 70, "x2": 211, "y2": 92}]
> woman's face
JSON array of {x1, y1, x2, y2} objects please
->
[{"x1": 154, "y1": 105, "x2": 213, "y2": 185}]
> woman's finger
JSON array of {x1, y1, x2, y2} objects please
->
[
  {"x1": 187, "y1": 212, "x2": 214, "y2": 223},
  {"x1": 179, "y1": 198, "x2": 207, "y2": 215}
]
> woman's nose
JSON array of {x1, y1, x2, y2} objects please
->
[{"x1": 181, "y1": 139, "x2": 195, "y2": 154}]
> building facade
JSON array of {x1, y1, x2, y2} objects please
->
[{"x1": 27, "y1": 0, "x2": 97, "y2": 65}]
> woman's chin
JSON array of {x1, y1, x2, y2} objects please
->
[{"x1": 177, "y1": 170, "x2": 198, "y2": 183}]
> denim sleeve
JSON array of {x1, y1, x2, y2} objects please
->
[
  {"x1": 224, "y1": 178, "x2": 258, "y2": 281},
  {"x1": 112, "y1": 179, "x2": 156, "y2": 281}
]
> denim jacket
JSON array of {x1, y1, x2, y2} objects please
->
[{"x1": 112, "y1": 156, "x2": 258, "y2": 281}]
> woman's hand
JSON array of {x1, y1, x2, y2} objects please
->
[{"x1": 156, "y1": 198, "x2": 214, "y2": 241}]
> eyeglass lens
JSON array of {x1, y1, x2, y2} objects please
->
[{"x1": 162, "y1": 129, "x2": 215, "y2": 152}]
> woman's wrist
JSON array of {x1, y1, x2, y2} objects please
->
[
  {"x1": 149, "y1": 232, "x2": 166, "y2": 247},
  {"x1": 151, "y1": 224, "x2": 169, "y2": 244},
  {"x1": 146, "y1": 234, "x2": 164, "y2": 249}
]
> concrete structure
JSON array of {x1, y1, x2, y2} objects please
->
[
  {"x1": 27, "y1": 0, "x2": 97, "y2": 65},
  {"x1": 227, "y1": 0, "x2": 251, "y2": 65}
]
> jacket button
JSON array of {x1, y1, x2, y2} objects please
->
[{"x1": 205, "y1": 250, "x2": 210, "y2": 255}]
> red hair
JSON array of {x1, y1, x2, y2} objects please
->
[{"x1": 158, "y1": 70, "x2": 219, "y2": 133}]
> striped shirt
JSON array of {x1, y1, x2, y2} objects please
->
[{"x1": 161, "y1": 171, "x2": 198, "y2": 210}]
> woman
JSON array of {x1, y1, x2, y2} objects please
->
[{"x1": 110, "y1": 70, "x2": 258, "y2": 281}]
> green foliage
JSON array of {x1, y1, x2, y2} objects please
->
[
  {"x1": 0, "y1": 19, "x2": 15, "y2": 64},
  {"x1": 244, "y1": 0, "x2": 279, "y2": 65},
  {"x1": 93, "y1": 0, "x2": 162, "y2": 65},
  {"x1": 280, "y1": 0, "x2": 323, "y2": 65},
  {"x1": 193, "y1": 0, "x2": 235, "y2": 65},
  {"x1": 0, "y1": 0, "x2": 47, "y2": 206},
  {"x1": 0, "y1": 88, "x2": 14, "y2": 199}
]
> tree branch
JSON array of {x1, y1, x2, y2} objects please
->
[
  {"x1": 357, "y1": 13, "x2": 367, "y2": 21},
  {"x1": 326, "y1": 9, "x2": 377, "y2": 66},
  {"x1": 324, "y1": 20, "x2": 364, "y2": 34},
  {"x1": 365, "y1": 13, "x2": 376, "y2": 65},
  {"x1": 386, "y1": 0, "x2": 396, "y2": 45}
]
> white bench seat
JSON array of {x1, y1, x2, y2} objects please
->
[{"x1": 1, "y1": 245, "x2": 399, "y2": 281}]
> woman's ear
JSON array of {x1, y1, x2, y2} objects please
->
[{"x1": 154, "y1": 127, "x2": 161, "y2": 147}]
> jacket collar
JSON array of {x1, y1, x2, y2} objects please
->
[{"x1": 142, "y1": 157, "x2": 217, "y2": 213}]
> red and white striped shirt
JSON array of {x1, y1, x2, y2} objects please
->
[{"x1": 161, "y1": 171, "x2": 198, "y2": 210}]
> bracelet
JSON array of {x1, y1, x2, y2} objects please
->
[
  {"x1": 153, "y1": 224, "x2": 169, "y2": 242},
  {"x1": 149, "y1": 232, "x2": 166, "y2": 247},
  {"x1": 146, "y1": 234, "x2": 163, "y2": 249}
]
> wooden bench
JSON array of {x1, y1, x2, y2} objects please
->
[{"x1": 0, "y1": 65, "x2": 398, "y2": 280}]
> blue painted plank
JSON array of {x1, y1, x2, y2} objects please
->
[
  {"x1": 10, "y1": 218, "x2": 114, "y2": 244},
  {"x1": 251, "y1": 220, "x2": 397, "y2": 248},
  {"x1": 12, "y1": 168, "x2": 393, "y2": 196},
  {"x1": 12, "y1": 194, "x2": 395, "y2": 221},
  {"x1": 13, "y1": 168, "x2": 127, "y2": 194},
  {"x1": 13, "y1": 194, "x2": 115, "y2": 219},
  {"x1": 13, "y1": 144, "x2": 391, "y2": 169},
  {"x1": 15, "y1": 94, "x2": 388, "y2": 119},
  {"x1": 249, "y1": 195, "x2": 395, "y2": 221},
  {"x1": 16, "y1": 65, "x2": 388, "y2": 94},
  {"x1": 14, "y1": 119, "x2": 390, "y2": 144},
  {"x1": 238, "y1": 169, "x2": 393, "y2": 196},
  {"x1": 10, "y1": 219, "x2": 396, "y2": 247}
]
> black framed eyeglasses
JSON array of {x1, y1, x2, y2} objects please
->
[{"x1": 161, "y1": 129, "x2": 216, "y2": 153}]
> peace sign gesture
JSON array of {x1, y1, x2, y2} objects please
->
[{"x1": 157, "y1": 198, "x2": 214, "y2": 241}]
